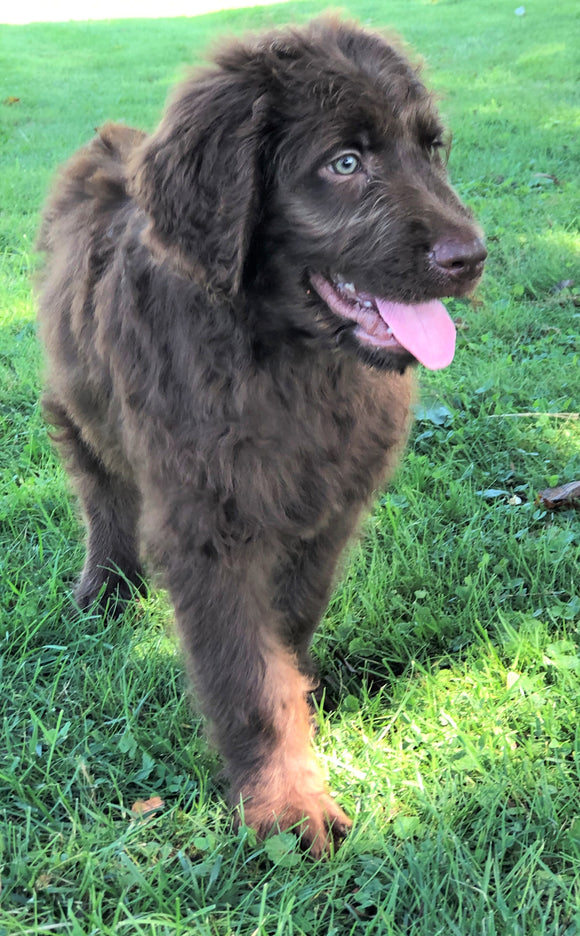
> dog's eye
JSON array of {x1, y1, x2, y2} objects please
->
[{"x1": 329, "y1": 153, "x2": 362, "y2": 176}]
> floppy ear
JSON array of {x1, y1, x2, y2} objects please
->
[{"x1": 131, "y1": 68, "x2": 267, "y2": 299}]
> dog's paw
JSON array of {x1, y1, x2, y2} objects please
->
[
  {"x1": 285, "y1": 793, "x2": 353, "y2": 858},
  {"x1": 74, "y1": 563, "x2": 145, "y2": 615},
  {"x1": 235, "y1": 771, "x2": 352, "y2": 858}
]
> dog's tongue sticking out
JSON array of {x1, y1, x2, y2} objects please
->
[
  {"x1": 374, "y1": 298, "x2": 456, "y2": 370},
  {"x1": 309, "y1": 273, "x2": 457, "y2": 370}
]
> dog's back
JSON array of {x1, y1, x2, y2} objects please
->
[
  {"x1": 37, "y1": 122, "x2": 150, "y2": 486},
  {"x1": 37, "y1": 123, "x2": 145, "y2": 258}
]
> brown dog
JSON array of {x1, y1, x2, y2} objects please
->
[{"x1": 37, "y1": 16, "x2": 485, "y2": 855}]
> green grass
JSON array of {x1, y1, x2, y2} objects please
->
[{"x1": 1, "y1": 0, "x2": 579, "y2": 932}]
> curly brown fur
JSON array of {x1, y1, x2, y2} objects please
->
[{"x1": 37, "y1": 16, "x2": 485, "y2": 856}]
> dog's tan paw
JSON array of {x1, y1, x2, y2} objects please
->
[
  {"x1": 237, "y1": 783, "x2": 352, "y2": 858},
  {"x1": 289, "y1": 793, "x2": 352, "y2": 858}
]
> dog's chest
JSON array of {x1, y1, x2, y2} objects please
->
[{"x1": 239, "y1": 362, "x2": 415, "y2": 528}]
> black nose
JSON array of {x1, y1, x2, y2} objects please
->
[{"x1": 430, "y1": 236, "x2": 487, "y2": 280}]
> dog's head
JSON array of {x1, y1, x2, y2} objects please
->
[{"x1": 131, "y1": 16, "x2": 486, "y2": 373}]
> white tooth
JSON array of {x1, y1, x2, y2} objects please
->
[
  {"x1": 362, "y1": 300, "x2": 374, "y2": 308},
  {"x1": 343, "y1": 282, "x2": 355, "y2": 293}
]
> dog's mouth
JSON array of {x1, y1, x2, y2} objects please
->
[{"x1": 310, "y1": 273, "x2": 456, "y2": 371}]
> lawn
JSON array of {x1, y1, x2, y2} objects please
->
[{"x1": 1, "y1": 0, "x2": 579, "y2": 933}]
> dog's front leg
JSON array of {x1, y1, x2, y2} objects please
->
[{"x1": 155, "y1": 527, "x2": 351, "y2": 856}]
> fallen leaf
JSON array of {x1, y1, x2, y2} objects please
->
[
  {"x1": 537, "y1": 481, "x2": 580, "y2": 510},
  {"x1": 533, "y1": 172, "x2": 560, "y2": 186},
  {"x1": 131, "y1": 795, "x2": 165, "y2": 818},
  {"x1": 34, "y1": 874, "x2": 52, "y2": 891},
  {"x1": 552, "y1": 279, "x2": 575, "y2": 293},
  {"x1": 3, "y1": 96, "x2": 20, "y2": 106}
]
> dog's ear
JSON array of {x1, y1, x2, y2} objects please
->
[{"x1": 131, "y1": 69, "x2": 267, "y2": 299}]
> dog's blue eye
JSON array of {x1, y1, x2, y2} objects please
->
[{"x1": 331, "y1": 154, "x2": 361, "y2": 176}]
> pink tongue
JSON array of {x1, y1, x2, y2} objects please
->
[{"x1": 375, "y1": 298, "x2": 456, "y2": 370}]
